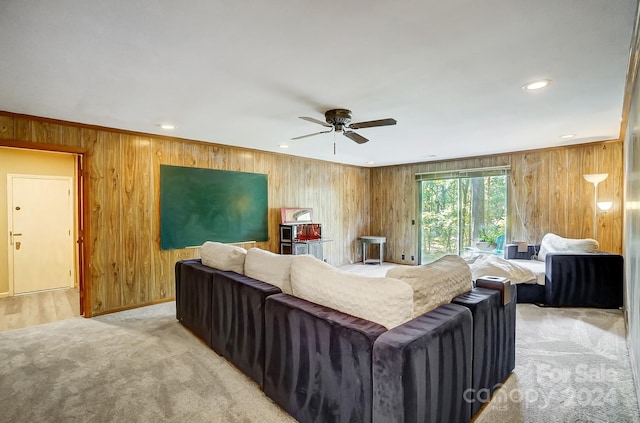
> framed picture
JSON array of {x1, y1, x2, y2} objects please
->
[{"x1": 281, "y1": 207, "x2": 313, "y2": 224}]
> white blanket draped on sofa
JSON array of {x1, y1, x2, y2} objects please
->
[{"x1": 469, "y1": 255, "x2": 545, "y2": 285}]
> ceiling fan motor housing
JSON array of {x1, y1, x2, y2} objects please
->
[{"x1": 325, "y1": 109, "x2": 352, "y2": 131}]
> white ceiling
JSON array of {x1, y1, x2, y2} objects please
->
[{"x1": 0, "y1": 1, "x2": 637, "y2": 166}]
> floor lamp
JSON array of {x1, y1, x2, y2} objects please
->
[{"x1": 583, "y1": 173, "x2": 608, "y2": 239}]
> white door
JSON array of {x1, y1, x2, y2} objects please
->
[{"x1": 7, "y1": 175, "x2": 74, "y2": 294}]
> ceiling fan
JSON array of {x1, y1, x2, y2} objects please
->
[{"x1": 292, "y1": 109, "x2": 397, "y2": 144}]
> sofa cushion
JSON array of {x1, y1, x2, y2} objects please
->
[
  {"x1": 537, "y1": 233, "x2": 599, "y2": 261},
  {"x1": 200, "y1": 241, "x2": 247, "y2": 274},
  {"x1": 244, "y1": 248, "x2": 293, "y2": 294},
  {"x1": 290, "y1": 255, "x2": 413, "y2": 329},
  {"x1": 386, "y1": 255, "x2": 472, "y2": 317}
]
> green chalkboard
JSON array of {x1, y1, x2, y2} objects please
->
[{"x1": 160, "y1": 165, "x2": 268, "y2": 250}]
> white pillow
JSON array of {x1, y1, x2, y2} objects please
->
[
  {"x1": 537, "y1": 233, "x2": 599, "y2": 261},
  {"x1": 386, "y1": 255, "x2": 472, "y2": 317},
  {"x1": 200, "y1": 241, "x2": 247, "y2": 274},
  {"x1": 290, "y1": 255, "x2": 414, "y2": 329},
  {"x1": 244, "y1": 248, "x2": 293, "y2": 294}
]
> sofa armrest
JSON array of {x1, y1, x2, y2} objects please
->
[
  {"x1": 545, "y1": 253, "x2": 623, "y2": 308},
  {"x1": 504, "y1": 244, "x2": 539, "y2": 260},
  {"x1": 264, "y1": 293, "x2": 386, "y2": 423},
  {"x1": 210, "y1": 270, "x2": 281, "y2": 387},
  {"x1": 372, "y1": 304, "x2": 473, "y2": 423},
  {"x1": 175, "y1": 259, "x2": 217, "y2": 345},
  {"x1": 452, "y1": 287, "x2": 516, "y2": 416}
]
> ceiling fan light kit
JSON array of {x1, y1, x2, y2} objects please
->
[{"x1": 292, "y1": 108, "x2": 397, "y2": 145}]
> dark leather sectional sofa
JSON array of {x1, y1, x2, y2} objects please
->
[
  {"x1": 504, "y1": 244, "x2": 623, "y2": 308},
  {"x1": 175, "y1": 258, "x2": 516, "y2": 422}
]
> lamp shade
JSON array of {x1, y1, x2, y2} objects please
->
[
  {"x1": 597, "y1": 201, "x2": 613, "y2": 211},
  {"x1": 583, "y1": 173, "x2": 609, "y2": 184}
]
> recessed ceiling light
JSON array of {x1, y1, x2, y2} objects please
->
[
  {"x1": 159, "y1": 124, "x2": 175, "y2": 130},
  {"x1": 279, "y1": 144, "x2": 289, "y2": 148},
  {"x1": 560, "y1": 134, "x2": 575, "y2": 139},
  {"x1": 366, "y1": 161, "x2": 375, "y2": 165},
  {"x1": 522, "y1": 79, "x2": 552, "y2": 91}
]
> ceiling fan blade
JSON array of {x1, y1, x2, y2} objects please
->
[
  {"x1": 348, "y1": 118, "x2": 397, "y2": 130},
  {"x1": 343, "y1": 130, "x2": 369, "y2": 144},
  {"x1": 291, "y1": 129, "x2": 333, "y2": 140},
  {"x1": 299, "y1": 116, "x2": 332, "y2": 127}
]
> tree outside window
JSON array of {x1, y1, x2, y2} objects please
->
[{"x1": 419, "y1": 171, "x2": 507, "y2": 263}]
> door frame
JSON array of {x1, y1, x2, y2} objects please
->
[
  {"x1": 0, "y1": 140, "x2": 91, "y2": 316},
  {"x1": 7, "y1": 174, "x2": 75, "y2": 295}
]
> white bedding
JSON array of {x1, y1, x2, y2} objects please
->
[
  {"x1": 508, "y1": 259, "x2": 546, "y2": 285},
  {"x1": 469, "y1": 255, "x2": 546, "y2": 285}
]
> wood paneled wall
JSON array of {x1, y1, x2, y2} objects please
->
[
  {"x1": 0, "y1": 112, "x2": 370, "y2": 316},
  {"x1": 0, "y1": 111, "x2": 624, "y2": 315},
  {"x1": 370, "y1": 142, "x2": 623, "y2": 264}
]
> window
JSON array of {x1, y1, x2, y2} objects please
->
[{"x1": 416, "y1": 166, "x2": 509, "y2": 263}]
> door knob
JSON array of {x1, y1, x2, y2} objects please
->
[{"x1": 9, "y1": 232, "x2": 22, "y2": 245}]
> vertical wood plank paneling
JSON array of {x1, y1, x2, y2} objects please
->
[
  {"x1": 342, "y1": 167, "x2": 357, "y2": 263},
  {"x1": 581, "y1": 145, "x2": 598, "y2": 238},
  {"x1": 534, "y1": 151, "x2": 549, "y2": 243},
  {"x1": 598, "y1": 144, "x2": 614, "y2": 251},
  {"x1": 80, "y1": 128, "x2": 97, "y2": 150},
  {"x1": 211, "y1": 145, "x2": 227, "y2": 169},
  {"x1": 152, "y1": 138, "x2": 172, "y2": 299},
  {"x1": 87, "y1": 129, "x2": 106, "y2": 314},
  {"x1": 596, "y1": 143, "x2": 623, "y2": 253},
  {"x1": 62, "y1": 125, "x2": 82, "y2": 147},
  {"x1": 260, "y1": 153, "x2": 281, "y2": 252},
  {"x1": 609, "y1": 143, "x2": 623, "y2": 253},
  {"x1": 120, "y1": 134, "x2": 139, "y2": 306},
  {"x1": 14, "y1": 119, "x2": 31, "y2": 141},
  {"x1": 102, "y1": 132, "x2": 122, "y2": 310},
  {"x1": 0, "y1": 116, "x2": 14, "y2": 139},
  {"x1": 330, "y1": 164, "x2": 340, "y2": 265},
  {"x1": 548, "y1": 149, "x2": 568, "y2": 236},
  {"x1": 242, "y1": 150, "x2": 255, "y2": 173},
  {"x1": 227, "y1": 147, "x2": 244, "y2": 171},
  {"x1": 338, "y1": 166, "x2": 348, "y2": 262},
  {"x1": 565, "y1": 147, "x2": 584, "y2": 239},
  {"x1": 517, "y1": 152, "x2": 540, "y2": 242},
  {"x1": 31, "y1": 121, "x2": 63, "y2": 145},
  {"x1": 136, "y1": 137, "x2": 152, "y2": 303},
  {"x1": 508, "y1": 154, "x2": 526, "y2": 242}
]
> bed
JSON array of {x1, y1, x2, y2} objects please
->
[{"x1": 469, "y1": 234, "x2": 623, "y2": 308}]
